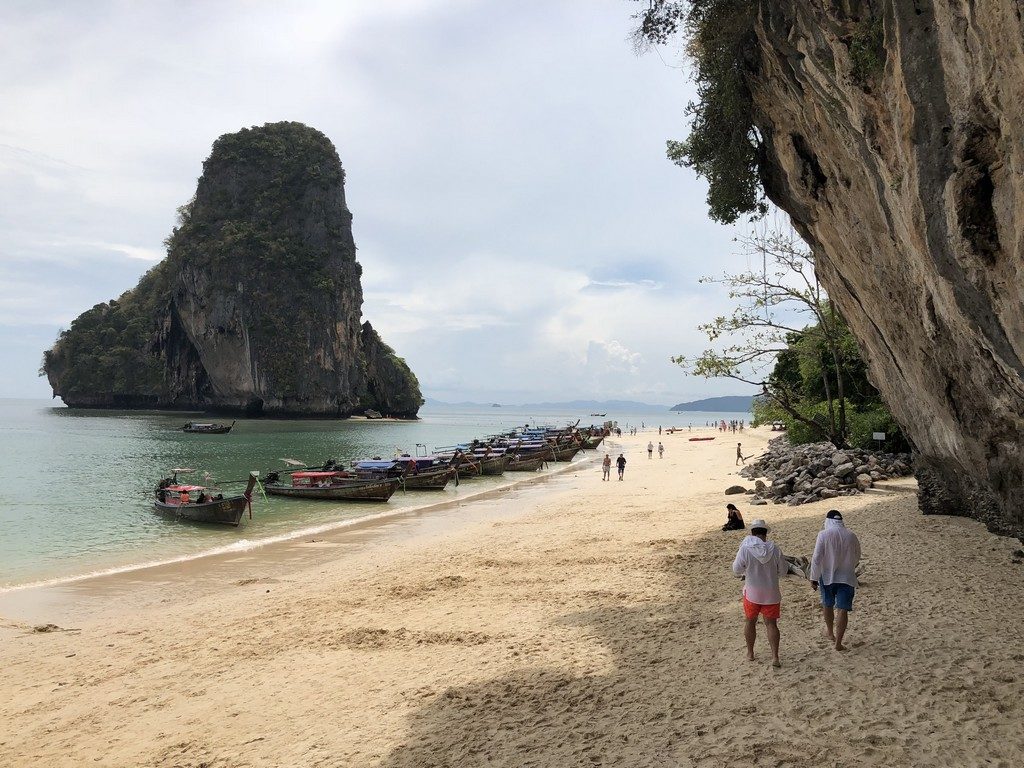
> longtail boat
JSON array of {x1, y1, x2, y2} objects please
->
[
  {"x1": 153, "y1": 471, "x2": 258, "y2": 526},
  {"x1": 182, "y1": 420, "x2": 235, "y2": 434},
  {"x1": 353, "y1": 458, "x2": 458, "y2": 491},
  {"x1": 688, "y1": 436, "x2": 716, "y2": 442},
  {"x1": 550, "y1": 443, "x2": 582, "y2": 462},
  {"x1": 265, "y1": 471, "x2": 399, "y2": 501},
  {"x1": 506, "y1": 452, "x2": 547, "y2": 472}
]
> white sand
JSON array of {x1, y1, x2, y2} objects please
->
[{"x1": 2, "y1": 426, "x2": 1023, "y2": 767}]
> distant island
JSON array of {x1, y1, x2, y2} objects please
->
[
  {"x1": 670, "y1": 395, "x2": 755, "y2": 412},
  {"x1": 424, "y1": 398, "x2": 673, "y2": 411},
  {"x1": 42, "y1": 122, "x2": 422, "y2": 418}
]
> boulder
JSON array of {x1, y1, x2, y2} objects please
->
[
  {"x1": 724, "y1": 485, "x2": 748, "y2": 495},
  {"x1": 855, "y1": 473, "x2": 874, "y2": 491}
]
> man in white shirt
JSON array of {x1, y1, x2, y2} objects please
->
[
  {"x1": 809, "y1": 510, "x2": 862, "y2": 651},
  {"x1": 732, "y1": 519, "x2": 788, "y2": 667}
]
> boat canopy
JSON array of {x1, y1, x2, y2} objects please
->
[
  {"x1": 354, "y1": 460, "x2": 399, "y2": 470},
  {"x1": 166, "y1": 484, "x2": 205, "y2": 492},
  {"x1": 292, "y1": 471, "x2": 342, "y2": 479}
]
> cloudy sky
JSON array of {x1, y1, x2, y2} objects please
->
[{"x1": 0, "y1": 0, "x2": 769, "y2": 405}]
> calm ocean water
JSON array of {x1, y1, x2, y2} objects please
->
[{"x1": 0, "y1": 399, "x2": 748, "y2": 589}]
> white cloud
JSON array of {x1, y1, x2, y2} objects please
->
[{"x1": 0, "y1": 1, "x2": 771, "y2": 401}]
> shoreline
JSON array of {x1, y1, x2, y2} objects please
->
[
  {"x1": 6, "y1": 425, "x2": 1022, "y2": 766},
  {"x1": 0, "y1": 448, "x2": 606, "y2": 620}
]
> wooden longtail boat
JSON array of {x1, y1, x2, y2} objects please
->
[
  {"x1": 688, "y1": 437, "x2": 716, "y2": 442},
  {"x1": 265, "y1": 471, "x2": 399, "y2": 501},
  {"x1": 153, "y1": 471, "x2": 258, "y2": 526},
  {"x1": 182, "y1": 420, "x2": 235, "y2": 434},
  {"x1": 550, "y1": 443, "x2": 582, "y2": 462},
  {"x1": 354, "y1": 459, "x2": 458, "y2": 491},
  {"x1": 506, "y1": 453, "x2": 547, "y2": 472},
  {"x1": 477, "y1": 453, "x2": 510, "y2": 475}
]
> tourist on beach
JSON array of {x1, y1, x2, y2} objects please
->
[
  {"x1": 647, "y1": 441, "x2": 654, "y2": 458},
  {"x1": 658, "y1": 441, "x2": 664, "y2": 458},
  {"x1": 602, "y1": 453, "x2": 611, "y2": 481},
  {"x1": 732, "y1": 519, "x2": 787, "y2": 667},
  {"x1": 736, "y1": 443, "x2": 745, "y2": 465},
  {"x1": 616, "y1": 453, "x2": 626, "y2": 480},
  {"x1": 722, "y1": 503, "x2": 745, "y2": 531},
  {"x1": 810, "y1": 510, "x2": 862, "y2": 652}
]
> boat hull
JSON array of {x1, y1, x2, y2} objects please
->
[
  {"x1": 478, "y1": 454, "x2": 510, "y2": 475},
  {"x1": 399, "y1": 467, "x2": 457, "y2": 490},
  {"x1": 153, "y1": 497, "x2": 247, "y2": 526},
  {"x1": 551, "y1": 444, "x2": 581, "y2": 462},
  {"x1": 265, "y1": 478, "x2": 399, "y2": 501},
  {"x1": 506, "y1": 454, "x2": 546, "y2": 472}
]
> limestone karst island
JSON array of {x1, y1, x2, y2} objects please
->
[
  {"x1": 4, "y1": 3, "x2": 1024, "y2": 767},
  {"x1": 43, "y1": 122, "x2": 422, "y2": 418}
]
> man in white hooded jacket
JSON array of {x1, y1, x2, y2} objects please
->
[
  {"x1": 732, "y1": 519, "x2": 788, "y2": 667},
  {"x1": 810, "y1": 510, "x2": 861, "y2": 651}
]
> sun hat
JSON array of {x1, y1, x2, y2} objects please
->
[
  {"x1": 749, "y1": 519, "x2": 769, "y2": 533},
  {"x1": 826, "y1": 510, "x2": 843, "y2": 520}
]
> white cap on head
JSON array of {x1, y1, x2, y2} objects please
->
[{"x1": 749, "y1": 519, "x2": 770, "y2": 533}]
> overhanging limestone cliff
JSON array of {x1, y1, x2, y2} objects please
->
[
  {"x1": 44, "y1": 122, "x2": 422, "y2": 418},
  {"x1": 734, "y1": 1, "x2": 1024, "y2": 532}
]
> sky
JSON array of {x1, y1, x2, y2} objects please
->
[{"x1": 0, "y1": 0, "x2": 773, "y2": 406}]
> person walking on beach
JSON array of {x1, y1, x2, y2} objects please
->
[
  {"x1": 602, "y1": 453, "x2": 612, "y2": 481},
  {"x1": 647, "y1": 441, "x2": 654, "y2": 459},
  {"x1": 736, "y1": 443, "x2": 745, "y2": 465},
  {"x1": 616, "y1": 453, "x2": 626, "y2": 480},
  {"x1": 658, "y1": 441, "x2": 664, "y2": 459},
  {"x1": 732, "y1": 519, "x2": 787, "y2": 667},
  {"x1": 810, "y1": 510, "x2": 862, "y2": 651}
]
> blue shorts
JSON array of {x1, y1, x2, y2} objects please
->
[{"x1": 819, "y1": 582, "x2": 855, "y2": 611}]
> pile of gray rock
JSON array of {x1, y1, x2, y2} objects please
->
[{"x1": 729, "y1": 437, "x2": 913, "y2": 506}]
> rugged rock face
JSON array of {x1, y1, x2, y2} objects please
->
[
  {"x1": 742, "y1": 2, "x2": 1024, "y2": 533},
  {"x1": 44, "y1": 122, "x2": 422, "y2": 418}
]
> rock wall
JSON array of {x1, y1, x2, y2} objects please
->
[
  {"x1": 45, "y1": 122, "x2": 423, "y2": 418},
  {"x1": 743, "y1": 1, "x2": 1024, "y2": 533}
]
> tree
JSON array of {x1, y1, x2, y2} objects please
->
[
  {"x1": 673, "y1": 229, "x2": 855, "y2": 446},
  {"x1": 631, "y1": 1, "x2": 763, "y2": 224}
]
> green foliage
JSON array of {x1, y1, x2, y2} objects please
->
[
  {"x1": 635, "y1": 1, "x2": 762, "y2": 223},
  {"x1": 42, "y1": 263, "x2": 171, "y2": 397},
  {"x1": 849, "y1": 16, "x2": 884, "y2": 87}
]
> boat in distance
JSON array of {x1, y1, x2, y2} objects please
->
[
  {"x1": 154, "y1": 471, "x2": 259, "y2": 526},
  {"x1": 264, "y1": 471, "x2": 400, "y2": 501},
  {"x1": 182, "y1": 420, "x2": 235, "y2": 434}
]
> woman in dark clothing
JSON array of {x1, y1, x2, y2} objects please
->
[{"x1": 722, "y1": 503, "x2": 745, "y2": 531}]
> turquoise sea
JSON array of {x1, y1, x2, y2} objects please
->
[{"x1": 0, "y1": 399, "x2": 749, "y2": 589}]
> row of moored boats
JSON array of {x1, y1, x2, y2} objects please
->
[{"x1": 153, "y1": 423, "x2": 607, "y2": 526}]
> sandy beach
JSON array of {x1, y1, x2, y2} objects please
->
[{"x1": 2, "y1": 426, "x2": 1023, "y2": 767}]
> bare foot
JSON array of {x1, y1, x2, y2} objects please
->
[
  {"x1": 823, "y1": 628, "x2": 836, "y2": 642},
  {"x1": 834, "y1": 643, "x2": 848, "y2": 652},
  {"x1": 747, "y1": 652, "x2": 756, "y2": 662},
  {"x1": 772, "y1": 659, "x2": 782, "y2": 668}
]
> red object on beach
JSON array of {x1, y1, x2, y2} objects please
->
[{"x1": 688, "y1": 437, "x2": 716, "y2": 442}]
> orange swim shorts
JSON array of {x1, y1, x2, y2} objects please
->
[{"x1": 742, "y1": 595, "x2": 780, "y2": 620}]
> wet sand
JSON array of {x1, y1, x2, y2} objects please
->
[{"x1": 2, "y1": 427, "x2": 1023, "y2": 767}]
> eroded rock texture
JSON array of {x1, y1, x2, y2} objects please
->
[
  {"x1": 44, "y1": 122, "x2": 422, "y2": 418},
  {"x1": 745, "y1": 1, "x2": 1024, "y2": 532}
]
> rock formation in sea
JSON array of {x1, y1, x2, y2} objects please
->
[
  {"x1": 43, "y1": 122, "x2": 422, "y2": 418},
  {"x1": 688, "y1": 2, "x2": 1024, "y2": 534}
]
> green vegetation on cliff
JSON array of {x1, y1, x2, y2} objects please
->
[
  {"x1": 43, "y1": 264, "x2": 170, "y2": 402},
  {"x1": 43, "y1": 121, "x2": 422, "y2": 417}
]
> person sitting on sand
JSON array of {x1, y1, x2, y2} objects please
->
[
  {"x1": 722, "y1": 503, "x2": 745, "y2": 531},
  {"x1": 732, "y1": 519, "x2": 788, "y2": 667},
  {"x1": 810, "y1": 510, "x2": 862, "y2": 652}
]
